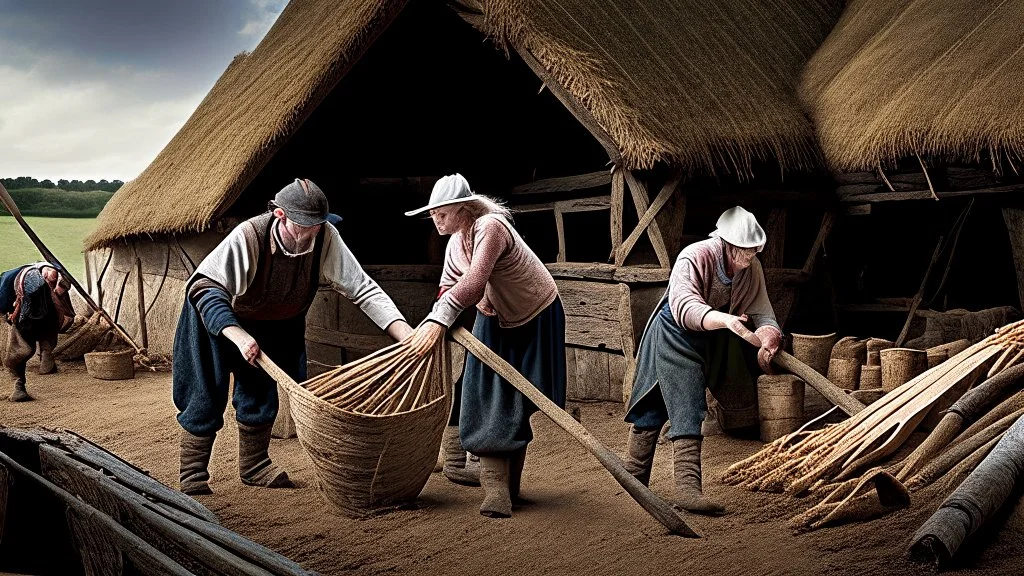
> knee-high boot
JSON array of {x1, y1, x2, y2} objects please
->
[
  {"x1": 238, "y1": 422, "x2": 294, "y2": 488},
  {"x1": 623, "y1": 425, "x2": 660, "y2": 486},
  {"x1": 672, "y1": 437, "x2": 725, "y2": 515},
  {"x1": 180, "y1": 429, "x2": 215, "y2": 496},
  {"x1": 478, "y1": 455, "x2": 512, "y2": 518}
]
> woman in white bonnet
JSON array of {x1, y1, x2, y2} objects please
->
[
  {"x1": 621, "y1": 206, "x2": 782, "y2": 515},
  {"x1": 405, "y1": 173, "x2": 566, "y2": 519}
]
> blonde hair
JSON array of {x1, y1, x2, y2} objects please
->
[{"x1": 462, "y1": 194, "x2": 513, "y2": 222}]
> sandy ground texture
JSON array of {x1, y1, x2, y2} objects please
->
[{"x1": 1, "y1": 359, "x2": 1022, "y2": 576}]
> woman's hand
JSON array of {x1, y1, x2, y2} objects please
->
[
  {"x1": 386, "y1": 320, "x2": 414, "y2": 342},
  {"x1": 222, "y1": 325, "x2": 260, "y2": 366},
  {"x1": 722, "y1": 313, "x2": 762, "y2": 348},
  {"x1": 755, "y1": 326, "x2": 783, "y2": 373},
  {"x1": 405, "y1": 321, "x2": 447, "y2": 357}
]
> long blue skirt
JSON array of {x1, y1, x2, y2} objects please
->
[{"x1": 458, "y1": 298, "x2": 566, "y2": 455}]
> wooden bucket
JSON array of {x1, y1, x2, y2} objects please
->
[
  {"x1": 790, "y1": 333, "x2": 837, "y2": 376},
  {"x1": 83, "y1": 349, "x2": 135, "y2": 380},
  {"x1": 880, "y1": 348, "x2": 928, "y2": 392},
  {"x1": 859, "y1": 365, "x2": 883, "y2": 390},
  {"x1": 866, "y1": 338, "x2": 895, "y2": 367},
  {"x1": 287, "y1": 345, "x2": 452, "y2": 518},
  {"x1": 757, "y1": 375, "x2": 804, "y2": 442},
  {"x1": 827, "y1": 357, "x2": 861, "y2": 390}
]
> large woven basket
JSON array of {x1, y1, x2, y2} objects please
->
[
  {"x1": 84, "y1": 349, "x2": 135, "y2": 380},
  {"x1": 285, "y1": 344, "x2": 452, "y2": 518}
]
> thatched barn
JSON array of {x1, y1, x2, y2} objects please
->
[
  {"x1": 797, "y1": 0, "x2": 1024, "y2": 345},
  {"x1": 83, "y1": 0, "x2": 846, "y2": 402}
]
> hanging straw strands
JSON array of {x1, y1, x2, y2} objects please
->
[
  {"x1": 724, "y1": 320, "x2": 1024, "y2": 496},
  {"x1": 302, "y1": 340, "x2": 444, "y2": 416}
]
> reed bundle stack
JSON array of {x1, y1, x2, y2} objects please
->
[
  {"x1": 723, "y1": 320, "x2": 1024, "y2": 498},
  {"x1": 283, "y1": 341, "x2": 451, "y2": 518}
]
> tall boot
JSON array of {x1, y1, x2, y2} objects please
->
[
  {"x1": 9, "y1": 378, "x2": 32, "y2": 402},
  {"x1": 478, "y1": 455, "x2": 512, "y2": 518},
  {"x1": 237, "y1": 422, "x2": 294, "y2": 488},
  {"x1": 672, "y1": 437, "x2": 725, "y2": 516},
  {"x1": 180, "y1": 429, "x2": 215, "y2": 496},
  {"x1": 509, "y1": 446, "x2": 527, "y2": 501},
  {"x1": 37, "y1": 340, "x2": 56, "y2": 375},
  {"x1": 441, "y1": 425, "x2": 480, "y2": 486},
  {"x1": 623, "y1": 426, "x2": 660, "y2": 486}
]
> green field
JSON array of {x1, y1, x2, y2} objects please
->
[{"x1": 1, "y1": 216, "x2": 96, "y2": 280}]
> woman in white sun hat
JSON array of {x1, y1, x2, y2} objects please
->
[
  {"x1": 620, "y1": 206, "x2": 782, "y2": 516},
  {"x1": 405, "y1": 173, "x2": 566, "y2": 519}
]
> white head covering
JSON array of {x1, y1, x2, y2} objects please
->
[
  {"x1": 404, "y1": 174, "x2": 477, "y2": 216},
  {"x1": 709, "y1": 206, "x2": 766, "y2": 251}
]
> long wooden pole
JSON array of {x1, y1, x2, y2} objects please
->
[
  {"x1": 772, "y1": 351, "x2": 866, "y2": 416},
  {"x1": 0, "y1": 182, "x2": 143, "y2": 353},
  {"x1": 450, "y1": 326, "x2": 697, "y2": 537}
]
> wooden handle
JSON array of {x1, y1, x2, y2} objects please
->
[
  {"x1": 0, "y1": 182, "x2": 143, "y2": 354},
  {"x1": 256, "y1": 353, "x2": 300, "y2": 391},
  {"x1": 451, "y1": 327, "x2": 697, "y2": 537},
  {"x1": 773, "y1": 350, "x2": 865, "y2": 416}
]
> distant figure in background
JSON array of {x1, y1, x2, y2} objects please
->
[
  {"x1": 405, "y1": 173, "x2": 566, "y2": 519},
  {"x1": 621, "y1": 206, "x2": 782, "y2": 515},
  {"x1": 0, "y1": 262, "x2": 76, "y2": 401},
  {"x1": 172, "y1": 178, "x2": 413, "y2": 496}
]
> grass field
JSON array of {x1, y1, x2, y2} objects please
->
[{"x1": 0, "y1": 216, "x2": 96, "y2": 280}]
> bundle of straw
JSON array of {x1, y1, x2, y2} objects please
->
[{"x1": 723, "y1": 320, "x2": 1024, "y2": 496}]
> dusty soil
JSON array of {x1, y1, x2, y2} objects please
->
[{"x1": 1, "y1": 359, "x2": 1022, "y2": 576}]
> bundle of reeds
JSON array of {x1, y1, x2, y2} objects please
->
[{"x1": 723, "y1": 320, "x2": 1024, "y2": 497}]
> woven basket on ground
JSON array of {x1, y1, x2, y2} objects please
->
[
  {"x1": 286, "y1": 341, "x2": 452, "y2": 518},
  {"x1": 83, "y1": 348, "x2": 135, "y2": 380}
]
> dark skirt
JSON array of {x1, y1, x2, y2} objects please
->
[
  {"x1": 624, "y1": 299, "x2": 761, "y2": 439},
  {"x1": 458, "y1": 298, "x2": 566, "y2": 455}
]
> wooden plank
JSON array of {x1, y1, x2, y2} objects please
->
[
  {"x1": 545, "y1": 262, "x2": 670, "y2": 283},
  {"x1": 307, "y1": 290, "x2": 339, "y2": 330},
  {"x1": 306, "y1": 325, "x2": 392, "y2": 352},
  {"x1": 554, "y1": 208, "x2": 566, "y2": 263},
  {"x1": 842, "y1": 183, "x2": 1024, "y2": 203},
  {"x1": 654, "y1": 181, "x2": 687, "y2": 260},
  {"x1": 66, "y1": 506, "x2": 125, "y2": 576},
  {"x1": 610, "y1": 170, "x2": 624, "y2": 260},
  {"x1": 844, "y1": 204, "x2": 871, "y2": 216},
  {"x1": 515, "y1": 196, "x2": 610, "y2": 214},
  {"x1": 555, "y1": 280, "x2": 623, "y2": 350},
  {"x1": 622, "y1": 171, "x2": 671, "y2": 267},
  {"x1": 617, "y1": 283, "x2": 636, "y2": 403},
  {"x1": 761, "y1": 209, "x2": 787, "y2": 269},
  {"x1": 616, "y1": 173, "x2": 682, "y2": 266},
  {"x1": 513, "y1": 47, "x2": 621, "y2": 163},
  {"x1": 1002, "y1": 207, "x2": 1024, "y2": 312},
  {"x1": 509, "y1": 171, "x2": 611, "y2": 196},
  {"x1": 564, "y1": 346, "x2": 579, "y2": 400}
]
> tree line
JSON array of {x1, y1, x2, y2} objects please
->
[{"x1": 1, "y1": 176, "x2": 124, "y2": 193}]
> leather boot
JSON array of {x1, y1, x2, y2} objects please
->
[
  {"x1": 672, "y1": 438, "x2": 725, "y2": 515},
  {"x1": 9, "y1": 378, "x2": 31, "y2": 402},
  {"x1": 509, "y1": 446, "x2": 527, "y2": 501},
  {"x1": 179, "y1": 429, "x2": 215, "y2": 496},
  {"x1": 478, "y1": 455, "x2": 512, "y2": 518},
  {"x1": 441, "y1": 425, "x2": 480, "y2": 486},
  {"x1": 238, "y1": 422, "x2": 294, "y2": 488},
  {"x1": 37, "y1": 341, "x2": 56, "y2": 375},
  {"x1": 623, "y1": 426, "x2": 660, "y2": 486}
]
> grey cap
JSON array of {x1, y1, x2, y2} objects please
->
[{"x1": 271, "y1": 178, "x2": 329, "y2": 226}]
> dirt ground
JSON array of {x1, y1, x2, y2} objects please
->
[{"x1": 1, "y1": 359, "x2": 1022, "y2": 576}]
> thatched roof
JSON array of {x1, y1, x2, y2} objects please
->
[
  {"x1": 86, "y1": 0, "x2": 407, "y2": 249},
  {"x1": 88, "y1": 0, "x2": 840, "y2": 249},
  {"x1": 800, "y1": 0, "x2": 1024, "y2": 172}
]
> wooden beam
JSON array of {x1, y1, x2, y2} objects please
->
[
  {"x1": 618, "y1": 284, "x2": 637, "y2": 403},
  {"x1": 841, "y1": 183, "x2": 1024, "y2": 203},
  {"x1": 1002, "y1": 207, "x2": 1024, "y2": 312},
  {"x1": 555, "y1": 209, "x2": 566, "y2": 263},
  {"x1": 610, "y1": 169, "x2": 624, "y2": 262},
  {"x1": 844, "y1": 204, "x2": 871, "y2": 216},
  {"x1": 616, "y1": 173, "x2": 682, "y2": 267},
  {"x1": 622, "y1": 171, "x2": 671, "y2": 267},
  {"x1": 544, "y1": 262, "x2": 670, "y2": 283},
  {"x1": 306, "y1": 325, "x2": 391, "y2": 352},
  {"x1": 514, "y1": 195, "x2": 610, "y2": 214},
  {"x1": 509, "y1": 171, "x2": 612, "y2": 196},
  {"x1": 896, "y1": 238, "x2": 945, "y2": 347},
  {"x1": 135, "y1": 258, "x2": 148, "y2": 350}
]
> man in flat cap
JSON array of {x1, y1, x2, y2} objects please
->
[
  {"x1": 172, "y1": 178, "x2": 413, "y2": 496},
  {"x1": 620, "y1": 206, "x2": 783, "y2": 515}
]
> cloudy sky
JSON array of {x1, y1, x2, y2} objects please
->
[{"x1": 0, "y1": 0, "x2": 286, "y2": 182}]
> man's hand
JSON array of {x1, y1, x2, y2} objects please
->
[
  {"x1": 386, "y1": 320, "x2": 414, "y2": 342},
  {"x1": 222, "y1": 325, "x2": 260, "y2": 366},
  {"x1": 405, "y1": 321, "x2": 446, "y2": 357},
  {"x1": 755, "y1": 326, "x2": 783, "y2": 373}
]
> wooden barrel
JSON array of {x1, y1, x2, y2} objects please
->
[
  {"x1": 827, "y1": 357, "x2": 861, "y2": 390},
  {"x1": 83, "y1": 349, "x2": 135, "y2": 381},
  {"x1": 790, "y1": 333, "x2": 837, "y2": 376},
  {"x1": 880, "y1": 348, "x2": 928, "y2": 392},
  {"x1": 757, "y1": 375, "x2": 805, "y2": 442},
  {"x1": 859, "y1": 364, "x2": 883, "y2": 390}
]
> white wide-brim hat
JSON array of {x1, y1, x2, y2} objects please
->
[
  {"x1": 404, "y1": 173, "x2": 478, "y2": 216},
  {"x1": 709, "y1": 206, "x2": 766, "y2": 250}
]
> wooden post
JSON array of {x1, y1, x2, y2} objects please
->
[
  {"x1": 610, "y1": 169, "x2": 624, "y2": 262},
  {"x1": 554, "y1": 208, "x2": 566, "y2": 263},
  {"x1": 135, "y1": 258, "x2": 148, "y2": 351},
  {"x1": 617, "y1": 283, "x2": 637, "y2": 402},
  {"x1": 616, "y1": 173, "x2": 682, "y2": 267}
]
